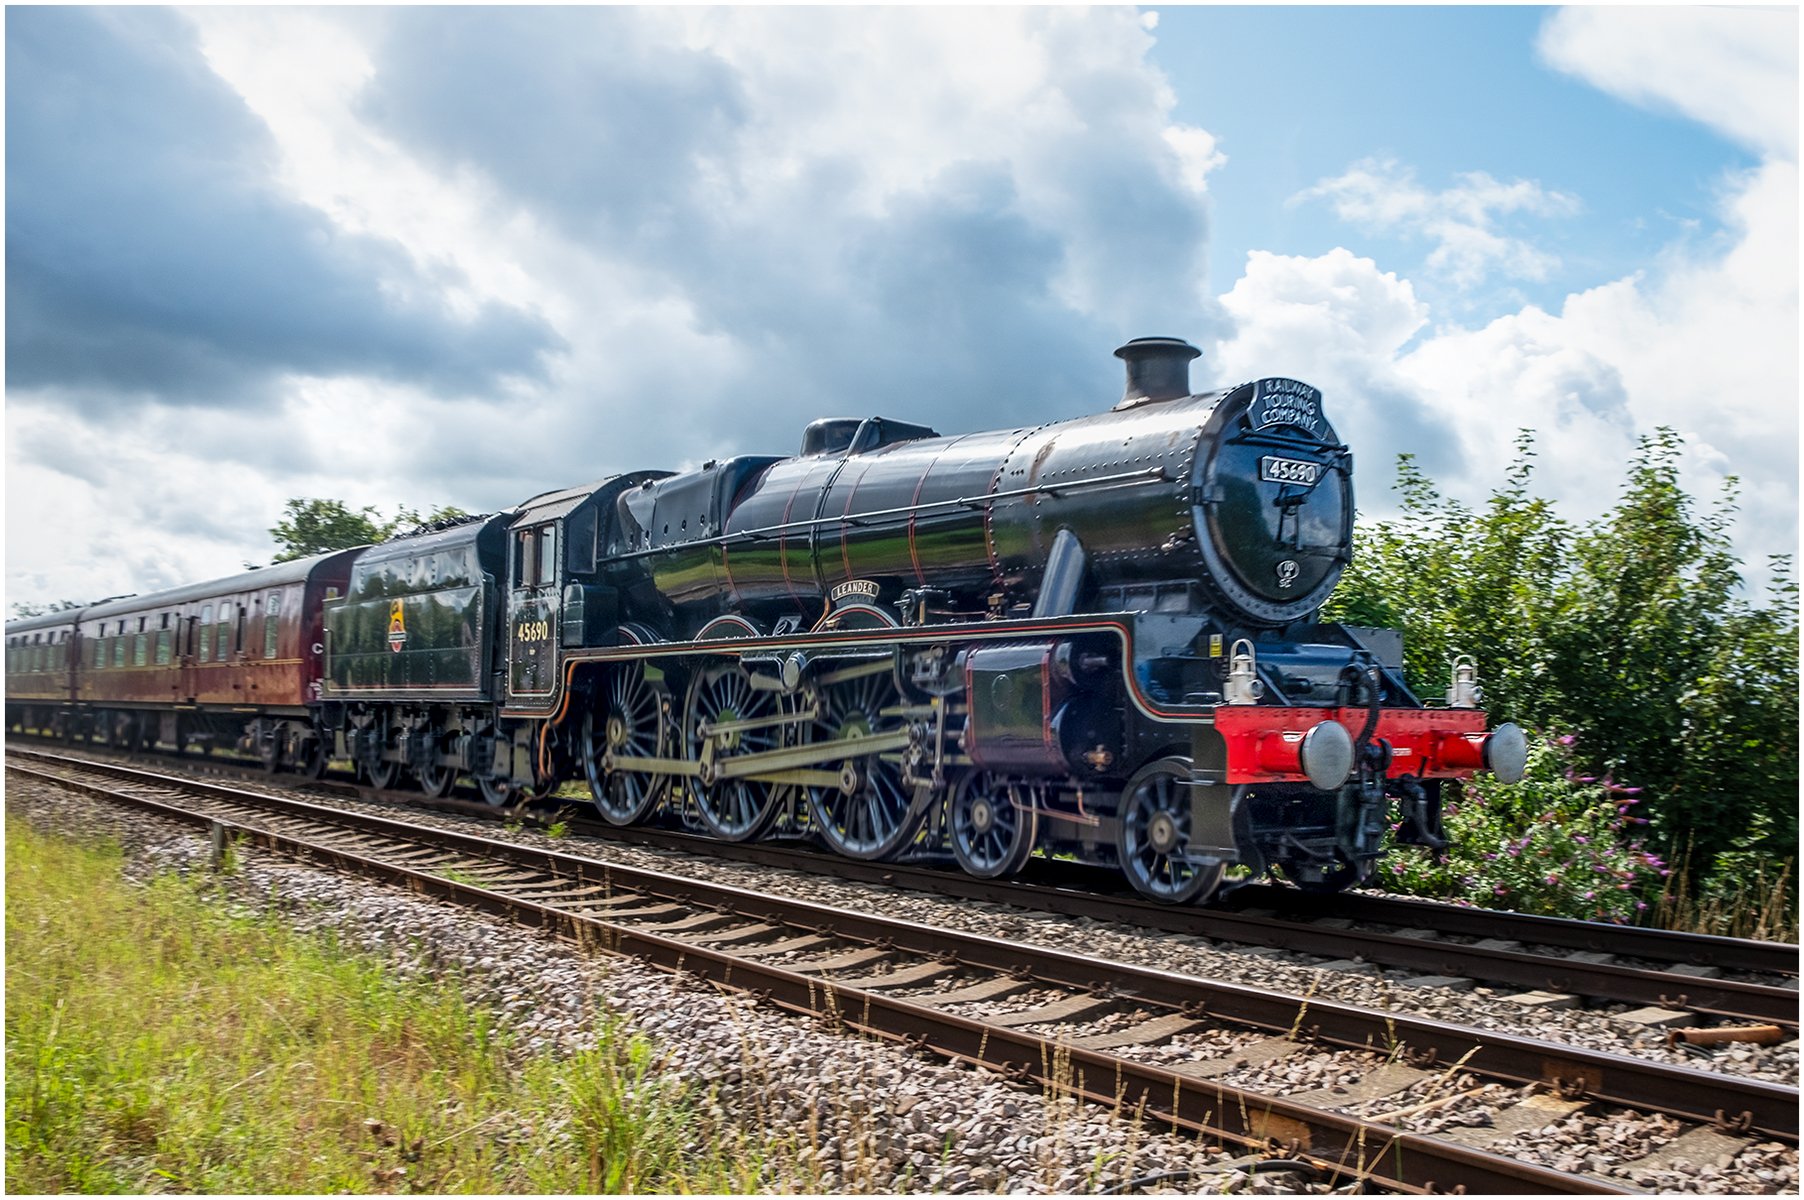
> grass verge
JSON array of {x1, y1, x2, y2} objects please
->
[{"x1": 4, "y1": 818, "x2": 759, "y2": 1193}]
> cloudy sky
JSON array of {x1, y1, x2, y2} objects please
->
[{"x1": 6, "y1": 5, "x2": 1797, "y2": 609}]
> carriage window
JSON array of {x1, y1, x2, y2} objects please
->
[
  {"x1": 199, "y1": 605, "x2": 213, "y2": 663},
  {"x1": 113, "y1": 634, "x2": 126, "y2": 668},
  {"x1": 156, "y1": 628, "x2": 173, "y2": 665},
  {"x1": 86, "y1": 639, "x2": 98, "y2": 669},
  {"x1": 218, "y1": 609, "x2": 232, "y2": 660},
  {"x1": 134, "y1": 633, "x2": 149, "y2": 667},
  {"x1": 265, "y1": 592, "x2": 281, "y2": 658}
]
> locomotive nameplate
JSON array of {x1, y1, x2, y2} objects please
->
[
  {"x1": 829, "y1": 579, "x2": 880, "y2": 604},
  {"x1": 1258, "y1": 455, "x2": 1321, "y2": 486},
  {"x1": 1249, "y1": 378, "x2": 1324, "y2": 437}
]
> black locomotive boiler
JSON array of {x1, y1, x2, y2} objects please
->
[{"x1": 8, "y1": 336, "x2": 1527, "y2": 905}]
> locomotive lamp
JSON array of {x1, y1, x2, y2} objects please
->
[
  {"x1": 1224, "y1": 639, "x2": 1264, "y2": 704},
  {"x1": 1447, "y1": 655, "x2": 1480, "y2": 708}
]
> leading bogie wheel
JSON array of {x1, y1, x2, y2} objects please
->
[
  {"x1": 948, "y1": 772, "x2": 1041, "y2": 879},
  {"x1": 585, "y1": 663, "x2": 669, "y2": 826},
  {"x1": 1114, "y1": 756, "x2": 1227, "y2": 905},
  {"x1": 684, "y1": 662, "x2": 785, "y2": 842},
  {"x1": 804, "y1": 666, "x2": 924, "y2": 861}
]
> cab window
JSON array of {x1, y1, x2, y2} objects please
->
[
  {"x1": 537, "y1": 526, "x2": 557, "y2": 585},
  {"x1": 566, "y1": 507, "x2": 598, "y2": 574}
]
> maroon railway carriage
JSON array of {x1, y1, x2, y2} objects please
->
[
  {"x1": 4, "y1": 609, "x2": 82, "y2": 736},
  {"x1": 6, "y1": 549, "x2": 359, "y2": 768}
]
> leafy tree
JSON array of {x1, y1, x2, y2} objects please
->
[
  {"x1": 269, "y1": 499, "x2": 470, "y2": 563},
  {"x1": 1325, "y1": 428, "x2": 1798, "y2": 880}
]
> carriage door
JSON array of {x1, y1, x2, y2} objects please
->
[
  {"x1": 507, "y1": 522, "x2": 559, "y2": 699},
  {"x1": 181, "y1": 606, "x2": 205, "y2": 702}
]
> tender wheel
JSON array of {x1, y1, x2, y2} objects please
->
[
  {"x1": 804, "y1": 666, "x2": 924, "y2": 861},
  {"x1": 585, "y1": 664, "x2": 668, "y2": 826},
  {"x1": 475, "y1": 773, "x2": 516, "y2": 807},
  {"x1": 474, "y1": 771, "x2": 551, "y2": 807},
  {"x1": 949, "y1": 773, "x2": 1040, "y2": 879},
  {"x1": 684, "y1": 663, "x2": 785, "y2": 842},
  {"x1": 416, "y1": 754, "x2": 456, "y2": 799},
  {"x1": 366, "y1": 755, "x2": 402, "y2": 790},
  {"x1": 1114, "y1": 757, "x2": 1227, "y2": 905}
]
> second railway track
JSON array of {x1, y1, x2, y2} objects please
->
[{"x1": 11, "y1": 749, "x2": 1800, "y2": 1194}]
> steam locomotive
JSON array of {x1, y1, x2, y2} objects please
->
[{"x1": 5, "y1": 337, "x2": 1527, "y2": 904}]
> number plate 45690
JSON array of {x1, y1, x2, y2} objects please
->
[{"x1": 1259, "y1": 455, "x2": 1321, "y2": 486}]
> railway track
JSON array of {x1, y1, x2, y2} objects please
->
[
  {"x1": 14, "y1": 739, "x2": 1799, "y2": 1031},
  {"x1": 535, "y1": 815, "x2": 1800, "y2": 1026},
  {"x1": 12, "y1": 750, "x2": 1799, "y2": 1194}
]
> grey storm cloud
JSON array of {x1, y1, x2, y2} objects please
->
[
  {"x1": 4, "y1": 6, "x2": 564, "y2": 412},
  {"x1": 356, "y1": 7, "x2": 1212, "y2": 449}
]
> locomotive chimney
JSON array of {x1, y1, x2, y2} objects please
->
[{"x1": 1113, "y1": 337, "x2": 1201, "y2": 409}]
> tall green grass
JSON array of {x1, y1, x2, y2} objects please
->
[{"x1": 4, "y1": 820, "x2": 760, "y2": 1193}]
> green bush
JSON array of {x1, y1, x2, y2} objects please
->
[
  {"x1": 1326, "y1": 428, "x2": 1798, "y2": 903},
  {"x1": 1377, "y1": 737, "x2": 1668, "y2": 922}
]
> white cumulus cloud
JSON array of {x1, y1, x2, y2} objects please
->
[
  {"x1": 7, "y1": 6, "x2": 1224, "y2": 607},
  {"x1": 1298, "y1": 157, "x2": 1581, "y2": 287},
  {"x1": 1216, "y1": 6, "x2": 1796, "y2": 583},
  {"x1": 1539, "y1": 6, "x2": 1798, "y2": 162}
]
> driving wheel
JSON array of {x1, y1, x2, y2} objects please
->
[
  {"x1": 804, "y1": 666, "x2": 924, "y2": 861},
  {"x1": 683, "y1": 662, "x2": 785, "y2": 842},
  {"x1": 585, "y1": 663, "x2": 669, "y2": 826}
]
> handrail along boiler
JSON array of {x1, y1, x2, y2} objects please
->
[{"x1": 4, "y1": 337, "x2": 1526, "y2": 904}]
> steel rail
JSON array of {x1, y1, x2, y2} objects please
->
[
  {"x1": 532, "y1": 816, "x2": 1800, "y2": 1020},
  {"x1": 10, "y1": 743, "x2": 1797, "y2": 1011},
  {"x1": 1218, "y1": 884, "x2": 1802, "y2": 977},
  {"x1": 14, "y1": 754, "x2": 1795, "y2": 1145},
  {"x1": 14, "y1": 760, "x2": 1628, "y2": 1195}
]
